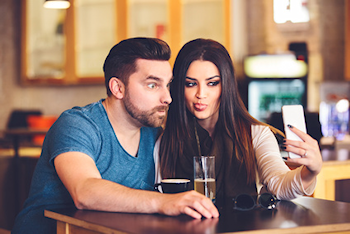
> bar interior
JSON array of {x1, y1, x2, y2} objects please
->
[{"x1": 0, "y1": 0, "x2": 349, "y2": 233}]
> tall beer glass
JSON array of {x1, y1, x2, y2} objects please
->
[{"x1": 193, "y1": 156, "x2": 216, "y2": 203}]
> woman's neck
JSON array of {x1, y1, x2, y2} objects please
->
[{"x1": 197, "y1": 115, "x2": 218, "y2": 138}]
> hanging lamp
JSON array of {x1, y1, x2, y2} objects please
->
[{"x1": 43, "y1": 0, "x2": 70, "y2": 9}]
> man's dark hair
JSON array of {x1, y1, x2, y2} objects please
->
[{"x1": 103, "y1": 37, "x2": 171, "y2": 96}]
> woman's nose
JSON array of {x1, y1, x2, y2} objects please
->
[{"x1": 195, "y1": 85, "x2": 206, "y2": 99}]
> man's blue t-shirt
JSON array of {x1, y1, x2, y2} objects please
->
[{"x1": 12, "y1": 100, "x2": 160, "y2": 233}]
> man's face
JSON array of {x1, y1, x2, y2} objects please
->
[{"x1": 123, "y1": 59, "x2": 172, "y2": 128}]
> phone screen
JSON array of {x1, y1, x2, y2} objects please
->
[{"x1": 282, "y1": 105, "x2": 307, "y2": 158}]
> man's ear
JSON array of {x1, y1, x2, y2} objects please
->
[{"x1": 109, "y1": 77, "x2": 125, "y2": 99}]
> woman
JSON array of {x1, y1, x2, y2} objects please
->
[{"x1": 156, "y1": 38, "x2": 322, "y2": 203}]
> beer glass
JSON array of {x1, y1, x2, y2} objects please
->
[{"x1": 193, "y1": 156, "x2": 216, "y2": 203}]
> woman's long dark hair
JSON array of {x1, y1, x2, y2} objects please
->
[{"x1": 159, "y1": 39, "x2": 282, "y2": 184}]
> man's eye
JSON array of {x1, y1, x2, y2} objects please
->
[
  {"x1": 147, "y1": 83, "x2": 157, "y2": 89},
  {"x1": 185, "y1": 82, "x2": 196, "y2": 87}
]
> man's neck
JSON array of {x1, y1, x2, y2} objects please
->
[{"x1": 103, "y1": 97, "x2": 141, "y2": 157}]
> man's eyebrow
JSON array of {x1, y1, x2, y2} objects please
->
[
  {"x1": 146, "y1": 76, "x2": 161, "y2": 81},
  {"x1": 186, "y1": 75, "x2": 220, "y2": 81},
  {"x1": 146, "y1": 76, "x2": 173, "y2": 84}
]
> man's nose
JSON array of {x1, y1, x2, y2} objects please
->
[{"x1": 161, "y1": 88, "x2": 172, "y2": 105}]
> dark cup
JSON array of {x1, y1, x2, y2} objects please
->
[{"x1": 155, "y1": 179, "x2": 190, "y2": 193}]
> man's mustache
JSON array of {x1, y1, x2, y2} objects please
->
[{"x1": 153, "y1": 105, "x2": 169, "y2": 112}]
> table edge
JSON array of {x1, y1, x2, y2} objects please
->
[
  {"x1": 45, "y1": 210, "x2": 128, "y2": 234},
  {"x1": 45, "y1": 209, "x2": 350, "y2": 234}
]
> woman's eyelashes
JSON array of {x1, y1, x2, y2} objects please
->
[
  {"x1": 185, "y1": 81, "x2": 196, "y2": 87},
  {"x1": 184, "y1": 80, "x2": 221, "y2": 87},
  {"x1": 208, "y1": 80, "x2": 220, "y2": 86}
]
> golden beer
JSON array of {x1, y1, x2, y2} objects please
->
[{"x1": 194, "y1": 178, "x2": 216, "y2": 202}]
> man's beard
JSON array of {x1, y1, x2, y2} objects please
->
[{"x1": 123, "y1": 92, "x2": 168, "y2": 127}]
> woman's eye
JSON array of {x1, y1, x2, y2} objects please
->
[
  {"x1": 147, "y1": 83, "x2": 157, "y2": 89},
  {"x1": 185, "y1": 82, "x2": 196, "y2": 87},
  {"x1": 208, "y1": 81, "x2": 220, "y2": 86}
]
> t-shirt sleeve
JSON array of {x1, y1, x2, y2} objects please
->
[{"x1": 45, "y1": 110, "x2": 101, "y2": 166}]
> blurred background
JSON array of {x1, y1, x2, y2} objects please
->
[
  {"x1": 0, "y1": 0, "x2": 349, "y2": 231},
  {"x1": 0, "y1": 0, "x2": 349, "y2": 131}
]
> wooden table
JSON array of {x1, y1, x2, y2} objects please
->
[
  {"x1": 313, "y1": 149, "x2": 350, "y2": 200},
  {"x1": 45, "y1": 197, "x2": 350, "y2": 234}
]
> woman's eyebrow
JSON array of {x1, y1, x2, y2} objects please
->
[
  {"x1": 206, "y1": 75, "x2": 220, "y2": 81},
  {"x1": 185, "y1": 76, "x2": 196, "y2": 81},
  {"x1": 185, "y1": 75, "x2": 220, "y2": 81}
]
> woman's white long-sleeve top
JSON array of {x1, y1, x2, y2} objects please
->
[{"x1": 154, "y1": 125, "x2": 316, "y2": 200}]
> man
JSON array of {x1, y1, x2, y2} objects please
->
[{"x1": 12, "y1": 38, "x2": 218, "y2": 233}]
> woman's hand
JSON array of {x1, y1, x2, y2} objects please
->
[{"x1": 282, "y1": 124, "x2": 323, "y2": 176}]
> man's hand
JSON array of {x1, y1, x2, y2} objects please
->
[
  {"x1": 55, "y1": 152, "x2": 219, "y2": 219},
  {"x1": 156, "y1": 190, "x2": 219, "y2": 219}
]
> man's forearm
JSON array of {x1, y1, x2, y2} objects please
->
[{"x1": 73, "y1": 178, "x2": 161, "y2": 213}]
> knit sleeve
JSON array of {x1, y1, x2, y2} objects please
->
[
  {"x1": 153, "y1": 137, "x2": 162, "y2": 184},
  {"x1": 252, "y1": 125, "x2": 316, "y2": 200}
]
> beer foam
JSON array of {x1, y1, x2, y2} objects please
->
[
  {"x1": 194, "y1": 178, "x2": 215, "y2": 182},
  {"x1": 161, "y1": 179, "x2": 190, "y2": 183}
]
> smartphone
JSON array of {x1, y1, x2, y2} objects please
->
[{"x1": 281, "y1": 105, "x2": 307, "y2": 158}]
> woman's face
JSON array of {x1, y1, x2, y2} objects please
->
[{"x1": 184, "y1": 60, "x2": 221, "y2": 125}]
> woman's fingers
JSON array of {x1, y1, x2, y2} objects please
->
[
  {"x1": 283, "y1": 125, "x2": 322, "y2": 174},
  {"x1": 286, "y1": 124, "x2": 313, "y2": 143}
]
